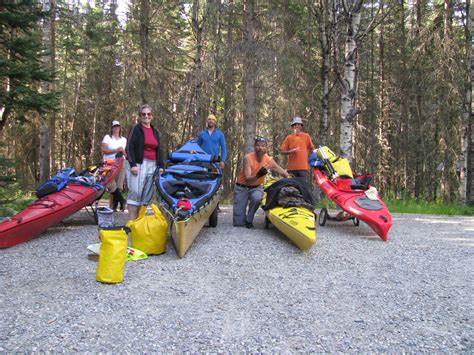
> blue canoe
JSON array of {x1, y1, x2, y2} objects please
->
[{"x1": 155, "y1": 140, "x2": 222, "y2": 257}]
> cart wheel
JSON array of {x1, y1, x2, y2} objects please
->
[
  {"x1": 264, "y1": 217, "x2": 270, "y2": 229},
  {"x1": 353, "y1": 217, "x2": 360, "y2": 226},
  {"x1": 318, "y1": 208, "x2": 328, "y2": 226},
  {"x1": 209, "y1": 207, "x2": 218, "y2": 227}
]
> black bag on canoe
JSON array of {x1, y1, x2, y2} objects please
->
[
  {"x1": 36, "y1": 168, "x2": 76, "y2": 198},
  {"x1": 263, "y1": 178, "x2": 315, "y2": 211}
]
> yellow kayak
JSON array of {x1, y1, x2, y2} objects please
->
[{"x1": 263, "y1": 178, "x2": 316, "y2": 251}]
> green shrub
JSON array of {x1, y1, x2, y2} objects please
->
[{"x1": 0, "y1": 156, "x2": 35, "y2": 216}]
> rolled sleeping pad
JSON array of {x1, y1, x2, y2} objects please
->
[{"x1": 169, "y1": 152, "x2": 220, "y2": 163}]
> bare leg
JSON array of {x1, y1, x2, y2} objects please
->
[{"x1": 128, "y1": 204, "x2": 139, "y2": 220}]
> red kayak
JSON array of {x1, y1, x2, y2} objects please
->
[
  {"x1": 0, "y1": 158, "x2": 123, "y2": 248},
  {"x1": 313, "y1": 168, "x2": 392, "y2": 241}
]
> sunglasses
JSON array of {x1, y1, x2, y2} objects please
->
[
  {"x1": 255, "y1": 137, "x2": 267, "y2": 143},
  {"x1": 141, "y1": 112, "x2": 152, "y2": 117}
]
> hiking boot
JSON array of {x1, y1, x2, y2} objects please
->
[
  {"x1": 112, "y1": 194, "x2": 119, "y2": 212},
  {"x1": 245, "y1": 222, "x2": 254, "y2": 229}
]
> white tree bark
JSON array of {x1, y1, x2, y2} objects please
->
[{"x1": 339, "y1": 0, "x2": 363, "y2": 161}]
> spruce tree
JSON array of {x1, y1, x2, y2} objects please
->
[{"x1": 0, "y1": 0, "x2": 58, "y2": 133}]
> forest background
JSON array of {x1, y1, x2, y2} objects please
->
[{"x1": 0, "y1": 0, "x2": 472, "y2": 206}]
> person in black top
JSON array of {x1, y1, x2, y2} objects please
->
[{"x1": 125, "y1": 104, "x2": 164, "y2": 220}]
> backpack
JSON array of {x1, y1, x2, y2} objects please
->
[{"x1": 36, "y1": 168, "x2": 76, "y2": 198}]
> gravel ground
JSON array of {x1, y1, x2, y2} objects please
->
[{"x1": 1, "y1": 203, "x2": 473, "y2": 352}]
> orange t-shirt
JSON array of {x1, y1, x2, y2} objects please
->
[
  {"x1": 280, "y1": 132, "x2": 315, "y2": 170},
  {"x1": 237, "y1": 153, "x2": 274, "y2": 186}
]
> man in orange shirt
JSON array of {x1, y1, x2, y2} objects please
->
[
  {"x1": 233, "y1": 137, "x2": 289, "y2": 229},
  {"x1": 279, "y1": 116, "x2": 315, "y2": 181}
]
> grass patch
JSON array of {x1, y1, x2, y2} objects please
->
[
  {"x1": 316, "y1": 196, "x2": 473, "y2": 216},
  {"x1": 385, "y1": 199, "x2": 474, "y2": 216}
]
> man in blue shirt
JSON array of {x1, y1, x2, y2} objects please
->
[{"x1": 197, "y1": 114, "x2": 227, "y2": 170}]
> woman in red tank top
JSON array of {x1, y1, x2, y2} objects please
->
[{"x1": 125, "y1": 104, "x2": 164, "y2": 220}]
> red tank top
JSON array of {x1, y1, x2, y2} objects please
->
[{"x1": 143, "y1": 126, "x2": 158, "y2": 160}]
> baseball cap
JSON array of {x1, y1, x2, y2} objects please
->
[{"x1": 291, "y1": 116, "x2": 303, "y2": 126}]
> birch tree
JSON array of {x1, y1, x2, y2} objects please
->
[{"x1": 339, "y1": 0, "x2": 363, "y2": 161}]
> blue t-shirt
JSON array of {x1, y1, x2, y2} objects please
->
[{"x1": 197, "y1": 129, "x2": 227, "y2": 162}]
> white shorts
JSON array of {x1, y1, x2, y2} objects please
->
[{"x1": 126, "y1": 159, "x2": 157, "y2": 206}]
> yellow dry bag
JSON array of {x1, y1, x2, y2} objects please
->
[
  {"x1": 127, "y1": 204, "x2": 168, "y2": 255},
  {"x1": 316, "y1": 146, "x2": 354, "y2": 179},
  {"x1": 96, "y1": 226, "x2": 129, "y2": 284}
]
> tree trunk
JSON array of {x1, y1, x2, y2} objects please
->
[
  {"x1": 39, "y1": 0, "x2": 56, "y2": 181},
  {"x1": 460, "y1": 0, "x2": 473, "y2": 204},
  {"x1": 413, "y1": 0, "x2": 425, "y2": 199},
  {"x1": 139, "y1": 0, "x2": 150, "y2": 103},
  {"x1": 49, "y1": 0, "x2": 57, "y2": 172},
  {"x1": 222, "y1": 0, "x2": 235, "y2": 197},
  {"x1": 399, "y1": 0, "x2": 410, "y2": 197},
  {"x1": 339, "y1": 0, "x2": 363, "y2": 161},
  {"x1": 210, "y1": 0, "x2": 221, "y2": 115},
  {"x1": 444, "y1": 0, "x2": 452, "y2": 38},
  {"x1": 243, "y1": 0, "x2": 257, "y2": 154},
  {"x1": 39, "y1": 120, "x2": 50, "y2": 182},
  {"x1": 377, "y1": 0, "x2": 390, "y2": 192},
  {"x1": 67, "y1": 48, "x2": 88, "y2": 167},
  {"x1": 0, "y1": 107, "x2": 11, "y2": 137},
  {"x1": 191, "y1": 0, "x2": 205, "y2": 137},
  {"x1": 319, "y1": 0, "x2": 331, "y2": 145}
]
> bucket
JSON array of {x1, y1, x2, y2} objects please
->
[{"x1": 96, "y1": 207, "x2": 114, "y2": 228}]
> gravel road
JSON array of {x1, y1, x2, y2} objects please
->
[{"x1": 1, "y1": 203, "x2": 473, "y2": 352}]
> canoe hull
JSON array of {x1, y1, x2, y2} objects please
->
[
  {"x1": 160, "y1": 189, "x2": 221, "y2": 258},
  {"x1": 266, "y1": 206, "x2": 316, "y2": 251}
]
